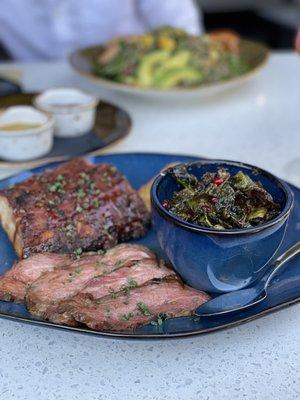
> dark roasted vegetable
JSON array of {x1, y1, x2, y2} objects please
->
[{"x1": 163, "y1": 165, "x2": 281, "y2": 229}]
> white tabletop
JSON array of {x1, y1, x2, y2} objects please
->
[{"x1": 0, "y1": 52, "x2": 299, "y2": 400}]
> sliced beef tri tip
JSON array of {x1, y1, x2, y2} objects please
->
[
  {"x1": 0, "y1": 253, "x2": 72, "y2": 302},
  {"x1": 26, "y1": 244, "x2": 156, "y2": 323},
  {"x1": 78, "y1": 258, "x2": 175, "y2": 301},
  {"x1": 48, "y1": 258, "x2": 175, "y2": 325},
  {"x1": 0, "y1": 242, "x2": 210, "y2": 332},
  {"x1": 62, "y1": 277, "x2": 210, "y2": 332},
  {"x1": 0, "y1": 158, "x2": 150, "y2": 258}
]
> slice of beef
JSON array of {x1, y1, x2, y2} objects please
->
[
  {"x1": 26, "y1": 244, "x2": 156, "y2": 320},
  {"x1": 79, "y1": 259, "x2": 175, "y2": 300},
  {"x1": 59, "y1": 278, "x2": 210, "y2": 331},
  {"x1": 0, "y1": 276, "x2": 26, "y2": 303},
  {"x1": 0, "y1": 253, "x2": 71, "y2": 302},
  {"x1": 51, "y1": 258, "x2": 175, "y2": 325},
  {"x1": 0, "y1": 158, "x2": 149, "y2": 257},
  {"x1": 6, "y1": 253, "x2": 71, "y2": 284}
]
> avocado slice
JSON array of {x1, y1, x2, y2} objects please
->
[
  {"x1": 137, "y1": 50, "x2": 170, "y2": 86},
  {"x1": 153, "y1": 50, "x2": 191, "y2": 81},
  {"x1": 160, "y1": 50, "x2": 191, "y2": 70},
  {"x1": 154, "y1": 67, "x2": 203, "y2": 88}
]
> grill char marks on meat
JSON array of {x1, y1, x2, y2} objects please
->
[
  {"x1": 0, "y1": 158, "x2": 149, "y2": 257},
  {"x1": 0, "y1": 253, "x2": 71, "y2": 302},
  {"x1": 63, "y1": 277, "x2": 210, "y2": 331},
  {"x1": 26, "y1": 244, "x2": 156, "y2": 323}
]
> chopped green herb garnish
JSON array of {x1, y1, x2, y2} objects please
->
[
  {"x1": 109, "y1": 289, "x2": 117, "y2": 299},
  {"x1": 56, "y1": 174, "x2": 65, "y2": 182},
  {"x1": 76, "y1": 205, "x2": 83, "y2": 213},
  {"x1": 120, "y1": 277, "x2": 138, "y2": 295},
  {"x1": 151, "y1": 313, "x2": 168, "y2": 326},
  {"x1": 101, "y1": 173, "x2": 110, "y2": 184},
  {"x1": 114, "y1": 259, "x2": 125, "y2": 268},
  {"x1": 79, "y1": 172, "x2": 92, "y2": 185},
  {"x1": 137, "y1": 302, "x2": 151, "y2": 316},
  {"x1": 48, "y1": 174, "x2": 66, "y2": 194},
  {"x1": 83, "y1": 202, "x2": 90, "y2": 209},
  {"x1": 120, "y1": 312, "x2": 134, "y2": 321},
  {"x1": 97, "y1": 249, "x2": 106, "y2": 255},
  {"x1": 127, "y1": 277, "x2": 138, "y2": 289},
  {"x1": 74, "y1": 248, "x2": 83, "y2": 259},
  {"x1": 48, "y1": 182, "x2": 65, "y2": 193},
  {"x1": 92, "y1": 199, "x2": 100, "y2": 208},
  {"x1": 65, "y1": 224, "x2": 75, "y2": 237},
  {"x1": 76, "y1": 188, "x2": 85, "y2": 199}
]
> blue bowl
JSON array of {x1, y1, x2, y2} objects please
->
[{"x1": 151, "y1": 160, "x2": 294, "y2": 293}]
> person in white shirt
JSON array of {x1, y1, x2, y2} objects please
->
[{"x1": 0, "y1": 0, "x2": 202, "y2": 60}]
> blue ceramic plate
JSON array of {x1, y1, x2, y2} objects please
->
[{"x1": 0, "y1": 153, "x2": 299, "y2": 339}]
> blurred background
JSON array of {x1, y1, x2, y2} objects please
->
[
  {"x1": 0, "y1": 0, "x2": 298, "y2": 61},
  {"x1": 198, "y1": 0, "x2": 299, "y2": 49}
]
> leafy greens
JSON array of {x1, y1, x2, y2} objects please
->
[{"x1": 163, "y1": 165, "x2": 281, "y2": 230}]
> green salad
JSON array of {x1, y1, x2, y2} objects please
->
[
  {"x1": 94, "y1": 26, "x2": 250, "y2": 89},
  {"x1": 163, "y1": 165, "x2": 281, "y2": 229}
]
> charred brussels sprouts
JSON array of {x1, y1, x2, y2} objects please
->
[{"x1": 163, "y1": 165, "x2": 281, "y2": 229}]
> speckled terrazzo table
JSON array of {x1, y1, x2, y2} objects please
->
[{"x1": 0, "y1": 52, "x2": 299, "y2": 400}]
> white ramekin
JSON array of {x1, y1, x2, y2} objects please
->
[
  {"x1": 34, "y1": 87, "x2": 98, "y2": 138},
  {"x1": 0, "y1": 106, "x2": 54, "y2": 161}
]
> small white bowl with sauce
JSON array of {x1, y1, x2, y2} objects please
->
[
  {"x1": 0, "y1": 106, "x2": 54, "y2": 161},
  {"x1": 34, "y1": 87, "x2": 98, "y2": 138}
]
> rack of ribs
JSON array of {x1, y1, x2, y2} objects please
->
[{"x1": 0, "y1": 158, "x2": 150, "y2": 257}]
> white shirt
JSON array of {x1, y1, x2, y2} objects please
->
[{"x1": 0, "y1": 0, "x2": 202, "y2": 60}]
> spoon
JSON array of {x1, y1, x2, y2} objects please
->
[{"x1": 195, "y1": 241, "x2": 300, "y2": 317}]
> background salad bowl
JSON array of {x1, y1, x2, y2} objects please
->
[
  {"x1": 69, "y1": 38, "x2": 269, "y2": 101},
  {"x1": 151, "y1": 160, "x2": 294, "y2": 293}
]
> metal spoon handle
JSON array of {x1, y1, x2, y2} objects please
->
[{"x1": 264, "y1": 241, "x2": 300, "y2": 288}]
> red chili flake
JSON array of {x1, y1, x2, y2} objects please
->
[
  {"x1": 162, "y1": 200, "x2": 169, "y2": 209},
  {"x1": 213, "y1": 177, "x2": 224, "y2": 186}
]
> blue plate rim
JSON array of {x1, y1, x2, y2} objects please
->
[{"x1": 0, "y1": 297, "x2": 298, "y2": 340}]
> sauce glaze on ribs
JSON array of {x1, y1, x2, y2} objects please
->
[{"x1": 0, "y1": 158, "x2": 149, "y2": 257}]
